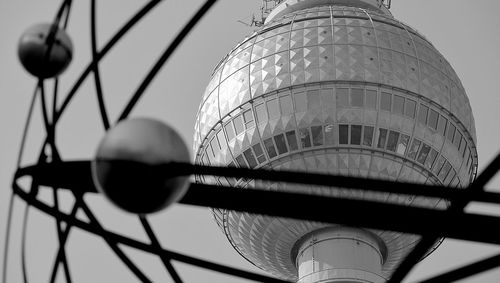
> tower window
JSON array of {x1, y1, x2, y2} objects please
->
[
  {"x1": 417, "y1": 144, "x2": 431, "y2": 164},
  {"x1": 280, "y1": 95, "x2": 294, "y2": 115},
  {"x1": 404, "y1": 99, "x2": 416, "y2": 118},
  {"x1": 267, "y1": 98, "x2": 280, "y2": 119},
  {"x1": 339, "y1": 125, "x2": 349, "y2": 144},
  {"x1": 263, "y1": 138, "x2": 277, "y2": 158},
  {"x1": 386, "y1": 131, "x2": 400, "y2": 152},
  {"x1": 243, "y1": 110, "x2": 255, "y2": 129},
  {"x1": 447, "y1": 123, "x2": 456, "y2": 142},
  {"x1": 433, "y1": 155, "x2": 446, "y2": 176},
  {"x1": 243, "y1": 148, "x2": 258, "y2": 168},
  {"x1": 299, "y1": 128, "x2": 312, "y2": 148},
  {"x1": 418, "y1": 105, "x2": 429, "y2": 125},
  {"x1": 437, "y1": 115, "x2": 447, "y2": 137},
  {"x1": 407, "y1": 139, "x2": 421, "y2": 160},
  {"x1": 425, "y1": 148, "x2": 438, "y2": 170},
  {"x1": 397, "y1": 134, "x2": 410, "y2": 155},
  {"x1": 285, "y1": 130, "x2": 299, "y2": 151},
  {"x1": 377, "y1": 128, "x2": 388, "y2": 149},
  {"x1": 428, "y1": 109, "x2": 439, "y2": 130},
  {"x1": 252, "y1": 143, "x2": 267, "y2": 164},
  {"x1": 336, "y1": 88, "x2": 349, "y2": 108},
  {"x1": 324, "y1": 124, "x2": 336, "y2": 145},
  {"x1": 363, "y1": 126, "x2": 374, "y2": 146},
  {"x1": 393, "y1": 95, "x2": 404, "y2": 115},
  {"x1": 225, "y1": 122, "x2": 235, "y2": 140},
  {"x1": 380, "y1": 92, "x2": 391, "y2": 111},
  {"x1": 274, "y1": 134, "x2": 288, "y2": 155},
  {"x1": 351, "y1": 89, "x2": 364, "y2": 107},
  {"x1": 365, "y1": 90, "x2": 377, "y2": 109},
  {"x1": 350, "y1": 125, "x2": 362, "y2": 145},
  {"x1": 311, "y1": 125, "x2": 324, "y2": 146}
]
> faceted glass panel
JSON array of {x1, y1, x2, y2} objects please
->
[
  {"x1": 234, "y1": 115, "x2": 245, "y2": 135},
  {"x1": 280, "y1": 95, "x2": 294, "y2": 115},
  {"x1": 225, "y1": 123, "x2": 236, "y2": 140},
  {"x1": 255, "y1": 103, "x2": 268, "y2": 124},
  {"x1": 243, "y1": 109, "x2": 255, "y2": 129},
  {"x1": 295, "y1": 92, "x2": 307, "y2": 112},
  {"x1": 339, "y1": 125, "x2": 349, "y2": 144},
  {"x1": 363, "y1": 126, "x2": 374, "y2": 146},
  {"x1": 308, "y1": 90, "x2": 321, "y2": 110},
  {"x1": 267, "y1": 98, "x2": 280, "y2": 119},
  {"x1": 351, "y1": 125, "x2": 362, "y2": 145}
]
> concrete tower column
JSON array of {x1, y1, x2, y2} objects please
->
[{"x1": 295, "y1": 228, "x2": 387, "y2": 283}]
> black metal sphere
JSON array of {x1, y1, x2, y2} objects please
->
[
  {"x1": 92, "y1": 118, "x2": 191, "y2": 214},
  {"x1": 18, "y1": 23, "x2": 73, "y2": 78}
]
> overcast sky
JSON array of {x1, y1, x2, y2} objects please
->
[{"x1": 1, "y1": 0, "x2": 500, "y2": 282}]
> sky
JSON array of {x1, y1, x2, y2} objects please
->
[{"x1": 1, "y1": 0, "x2": 500, "y2": 282}]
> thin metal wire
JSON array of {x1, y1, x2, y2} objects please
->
[
  {"x1": 117, "y1": 0, "x2": 219, "y2": 121},
  {"x1": 20, "y1": 204, "x2": 29, "y2": 283},
  {"x1": 54, "y1": 0, "x2": 162, "y2": 124},
  {"x1": 418, "y1": 253, "x2": 500, "y2": 283},
  {"x1": 139, "y1": 216, "x2": 183, "y2": 283},
  {"x1": 75, "y1": 196, "x2": 152, "y2": 282},
  {"x1": 50, "y1": 189, "x2": 72, "y2": 283},
  {"x1": 90, "y1": 0, "x2": 110, "y2": 130},
  {"x1": 49, "y1": 202, "x2": 79, "y2": 283},
  {"x1": 11, "y1": 181, "x2": 290, "y2": 283},
  {"x1": 388, "y1": 152, "x2": 500, "y2": 283}
]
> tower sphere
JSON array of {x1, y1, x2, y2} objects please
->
[
  {"x1": 194, "y1": 0, "x2": 478, "y2": 281},
  {"x1": 18, "y1": 23, "x2": 73, "y2": 78},
  {"x1": 93, "y1": 118, "x2": 190, "y2": 214}
]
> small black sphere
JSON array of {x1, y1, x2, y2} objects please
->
[{"x1": 18, "y1": 23, "x2": 73, "y2": 78}]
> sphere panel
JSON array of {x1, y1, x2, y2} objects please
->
[{"x1": 194, "y1": 5, "x2": 478, "y2": 281}]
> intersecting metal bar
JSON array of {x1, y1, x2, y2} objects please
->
[
  {"x1": 389, "y1": 152, "x2": 500, "y2": 283},
  {"x1": 419, "y1": 253, "x2": 500, "y2": 283},
  {"x1": 11, "y1": 182, "x2": 290, "y2": 283}
]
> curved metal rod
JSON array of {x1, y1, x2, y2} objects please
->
[
  {"x1": 419, "y1": 253, "x2": 500, "y2": 283},
  {"x1": 20, "y1": 204, "x2": 30, "y2": 283},
  {"x1": 388, "y1": 152, "x2": 500, "y2": 283},
  {"x1": 49, "y1": 202, "x2": 78, "y2": 283},
  {"x1": 139, "y1": 216, "x2": 183, "y2": 283},
  {"x1": 2, "y1": 195, "x2": 15, "y2": 283},
  {"x1": 74, "y1": 195, "x2": 152, "y2": 282},
  {"x1": 11, "y1": 182, "x2": 290, "y2": 283},
  {"x1": 117, "y1": 0, "x2": 218, "y2": 121},
  {"x1": 53, "y1": 0, "x2": 162, "y2": 125},
  {"x1": 50, "y1": 189, "x2": 72, "y2": 283},
  {"x1": 90, "y1": 0, "x2": 110, "y2": 130}
]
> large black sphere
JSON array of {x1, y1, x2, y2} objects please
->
[
  {"x1": 92, "y1": 118, "x2": 191, "y2": 214},
  {"x1": 18, "y1": 23, "x2": 73, "y2": 78}
]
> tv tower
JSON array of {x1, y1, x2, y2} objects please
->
[{"x1": 193, "y1": 0, "x2": 478, "y2": 282}]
